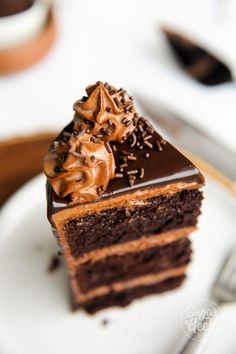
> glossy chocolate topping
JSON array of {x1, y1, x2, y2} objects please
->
[
  {"x1": 45, "y1": 81, "x2": 204, "y2": 212},
  {"x1": 47, "y1": 123, "x2": 204, "y2": 215}
]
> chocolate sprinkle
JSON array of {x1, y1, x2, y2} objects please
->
[
  {"x1": 161, "y1": 139, "x2": 167, "y2": 145},
  {"x1": 127, "y1": 155, "x2": 137, "y2": 161},
  {"x1": 143, "y1": 134, "x2": 152, "y2": 141},
  {"x1": 121, "y1": 150, "x2": 133, "y2": 156},
  {"x1": 130, "y1": 132, "x2": 137, "y2": 147},
  {"x1": 126, "y1": 170, "x2": 138, "y2": 175},
  {"x1": 105, "y1": 142, "x2": 112, "y2": 154},
  {"x1": 48, "y1": 256, "x2": 61, "y2": 273},
  {"x1": 97, "y1": 186, "x2": 105, "y2": 196},
  {"x1": 143, "y1": 141, "x2": 153, "y2": 149},
  {"x1": 114, "y1": 97, "x2": 120, "y2": 107},
  {"x1": 156, "y1": 140, "x2": 163, "y2": 151},
  {"x1": 139, "y1": 168, "x2": 145, "y2": 179},
  {"x1": 115, "y1": 173, "x2": 124, "y2": 178},
  {"x1": 112, "y1": 144, "x2": 117, "y2": 152}
]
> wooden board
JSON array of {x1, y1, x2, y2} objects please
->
[{"x1": 0, "y1": 132, "x2": 56, "y2": 206}]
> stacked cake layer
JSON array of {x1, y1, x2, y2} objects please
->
[{"x1": 45, "y1": 82, "x2": 204, "y2": 313}]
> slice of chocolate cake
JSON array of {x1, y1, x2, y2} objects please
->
[{"x1": 44, "y1": 81, "x2": 204, "y2": 313}]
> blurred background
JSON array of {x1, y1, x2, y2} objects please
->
[{"x1": 1, "y1": 0, "x2": 236, "y2": 205}]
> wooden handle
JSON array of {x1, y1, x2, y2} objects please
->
[{"x1": 0, "y1": 132, "x2": 56, "y2": 206}]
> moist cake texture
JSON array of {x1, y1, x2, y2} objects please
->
[{"x1": 44, "y1": 81, "x2": 204, "y2": 313}]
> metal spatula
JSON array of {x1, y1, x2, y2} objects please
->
[{"x1": 179, "y1": 247, "x2": 236, "y2": 354}]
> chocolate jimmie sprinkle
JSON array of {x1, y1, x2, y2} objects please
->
[
  {"x1": 112, "y1": 115, "x2": 166, "y2": 187},
  {"x1": 139, "y1": 168, "x2": 145, "y2": 179},
  {"x1": 97, "y1": 186, "x2": 105, "y2": 196},
  {"x1": 115, "y1": 173, "x2": 123, "y2": 178},
  {"x1": 143, "y1": 141, "x2": 153, "y2": 149},
  {"x1": 111, "y1": 144, "x2": 117, "y2": 152},
  {"x1": 130, "y1": 132, "x2": 137, "y2": 147},
  {"x1": 105, "y1": 142, "x2": 112, "y2": 154},
  {"x1": 127, "y1": 155, "x2": 137, "y2": 161},
  {"x1": 156, "y1": 140, "x2": 163, "y2": 151},
  {"x1": 126, "y1": 170, "x2": 138, "y2": 175}
]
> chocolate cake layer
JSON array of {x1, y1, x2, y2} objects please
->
[
  {"x1": 76, "y1": 238, "x2": 191, "y2": 292},
  {"x1": 71, "y1": 265, "x2": 187, "y2": 302},
  {"x1": 73, "y1": 227, "x2": 195, "y2": 265},
  {"x1": 64, "y1": 189, "x2": 202, "y2": 257},
  {"x1": 76, "y1": 275, "x2": 185, "y2": 314}
]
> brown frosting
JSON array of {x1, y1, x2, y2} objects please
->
[
  {"x1": 44, "y1": 81, "x2": 137, "y2": 203},
  {"x1": 44, "y1": 131, "x2": 115, "y2": 203},
  {"x1": 73, "y1": 82, "x2": 136, "y2": 142},
  {"x1": 71, "y1": 265, "x2": 187, "y2": 301}
]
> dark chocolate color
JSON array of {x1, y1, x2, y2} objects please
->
[
  {"x1": 0, "y1": 0, "x2": 34, "y2": 17},
  {"x1": 64, "y1": 189, "x2": 202, "y2": 257},
  {"x1": 164, "y1": 31, "x2": 233, "y2": 85},
  {"x1": 47, "y1": 122, "x2": 204, "y2": 217},
  {"x1": 75, "y1": 275, "x2": 185, "y2": 314},
  {"x1": 76, "y1": 238, "x2": 191, "y2": 292}
]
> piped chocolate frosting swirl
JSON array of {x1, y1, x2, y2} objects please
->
[
  {"x1": 73, "y1": 82, "x2": 136, "y2": 142},
  {"x1": 44, "y1": 82, "x2": 137, "y2": 203},
  {"x1": 44, "y1": 130, "x2": 115, "y2": 203}
]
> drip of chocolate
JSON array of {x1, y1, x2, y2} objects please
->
[
  {"x1": 0, "y1": 0, "x2": 34, "y2": 17},
  {"x1": 163, "y1": 28, "x2": 233, "y2": 85}
]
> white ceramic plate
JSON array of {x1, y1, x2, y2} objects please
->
[{"x1": 0, "y1": 174, "x2": 236, "y2": 354}]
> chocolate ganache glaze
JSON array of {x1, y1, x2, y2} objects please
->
[{"x1": 45, "y1": 81, "x2": 204, "y2": 212}]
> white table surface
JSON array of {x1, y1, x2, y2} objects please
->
[
  {"x1": 1, "y1": 2, "x2": 236, "y2": 353},
  {"x1": 1, "y1": 0, "x2": 236, "y2": 150}
]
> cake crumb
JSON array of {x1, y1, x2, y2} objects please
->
[
  {"x1": 48, "y1": 255, "x2": 61, "y2": 273},
  {"x1": 101, "y1": 318, "x2": 110, "y2": 327}
]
